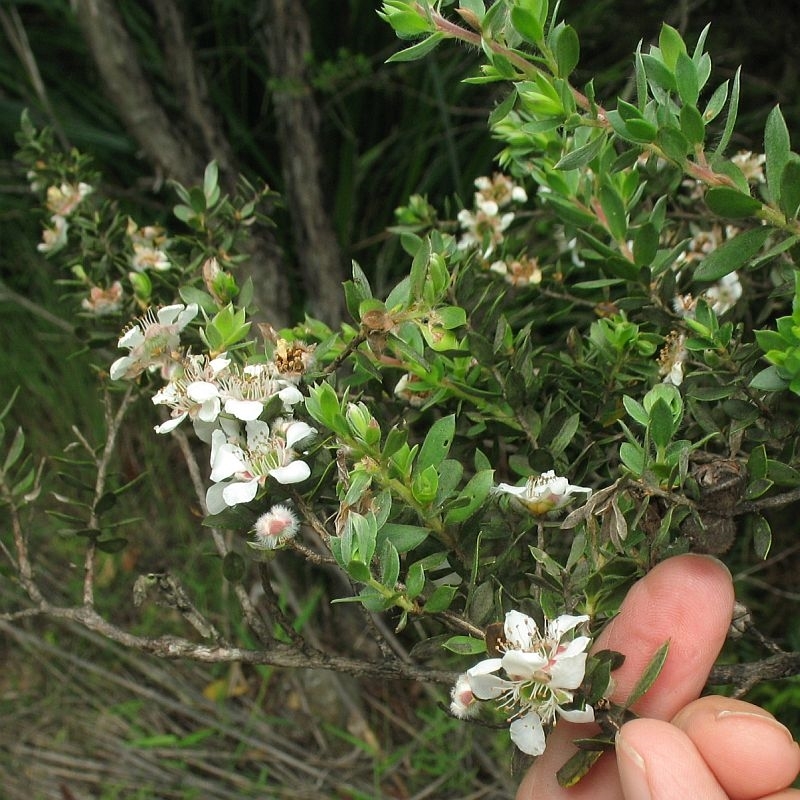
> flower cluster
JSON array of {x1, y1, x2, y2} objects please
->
[
  {"x1": 457, "y1": 172, "x2": 527, "y2": 259},
  {"x1": 127, "y1": 219, "x2": 171, "y2": 273},
  {"x1": 109, "y1": 305, "x2": 318, "y2": 515},
  {"x1": 37, "y1": 180, "x2": 92, "y2": 254},
  {"x1": 451, "y1": 611, "x2": 594, "y2": 756}
]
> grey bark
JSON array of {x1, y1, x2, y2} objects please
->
[{"x1": 256, "y1": 0, "x2": 347, "y2": 325}]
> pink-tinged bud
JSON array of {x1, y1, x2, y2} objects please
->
[
  {"x1": 450, "y1": 673, "x2": 479, "y2": 719},
  {"x1": 251, "y1": 504, "x2": 300, "y2": 550}
]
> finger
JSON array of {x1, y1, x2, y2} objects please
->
[
  {"x1": 671, "y1": 696, "x2": 800, "y2": 800},
  {"x1": 516, "y1": 554, "x2": 735, "y2": 800},
  {"x1": 616, "y1": 717, "x2": 727, "y2": 799}
]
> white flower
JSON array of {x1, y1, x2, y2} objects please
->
[
  {"x1": 37, "y1": 215, "x2": 69, "y2": 253},
  {"x1": 732, "y1": 150, "x2": 766, "y2": 184},
  {"x1": 704, "y1": 271, "x2": 742, "y2": 316},
  {"x1": 81, "y1": 281, "x2": 124, "y2": 316},
  {"x1": 152, "y1": 354, "x2": 232, "y2": 433},
  {"x1": 250, "y1": 503, "x2": 300, "y2": 549},
  {"x1": 465, "y1": 610, "x2": 593, "y2": 756},
  {"x1": 205, "y1": 418, "x2": 316, "y2": 513},
  {"x1": 45, "y1": 182, "x2": 92, "y2": 217},
  {"x1": 659, "y1": 330, "x2": 688, "y2": 387},
  {"x1": 131, "y1": 243, "x2": 171, "y2": 272},
  {"x1": 457, "y1": 207, "x2": 515, "y2": 256},
  {"x1": 494, "y1": 471, "x2": 591, "y2": 515},
  {"x1": 110, "y1": 303, "x2": 198, "y2": 381}
]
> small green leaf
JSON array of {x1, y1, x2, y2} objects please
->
[
  {"x1": 620, "y1": 442, "x2": 645, "y2": 476},
  {"x1": 94, "y1": 492, "x2": 118, "y2": 516},
  {"x1": 222, "y1": 551, "x2": 247, "y2": 583},
  {"x1": 656, "y1": 126, "x2": 690, "y2": 161},
  {"x1": 693, "y1": 226, "x2": 770, "y2": 282},
  {"x1": 675, "y1": 51, "x2": 699, "y2": 106},
  {"x1": 557, "y1": 749, "x2": 605, "y2": 788},
  {"x1": 749, "y1": 365, "x2": 787, "y2": 392},
  {"x1": 3, "y1": 427, "x2": 25, "y2": 472},
  {"x1": 750, "y1": 514, "x2": 772, "y2": 559},
  {"x1": 679, "y1": 104, "x2": 705, "y2": 145},
  {"x1": 424, "y1": 584, "x2": 457, "y2": 613},
  {"x1": 554, "y1": 24, "x2": 580, "y2": 78},
  {"x1": 445, "y1": 468, "x2": 494, "y2": 524},
  {"x1": 625, "y1": 640, "x2": 670, "y2": 709},
  {"x1": 555, "y1": 134, "x2": 606, "y2": 171},
  {"x1": 405, "y1": 561, "x2": 425, "y2": 599},
  {"x1": 779, "y1": 159, "x2": 800, "y2": 220},
  {"x1": 599, "y1": 184, "x2": 628, "y2": 242},
  {"x1": 704, "y1": 187, "x2": 762, "y2": 219},
  {"x1": 443, "y1": 635, "x2": 486, "y2": 655},
  {"x1": 378, "y1": 539, "x2": 400, "y2": 588},
  {"x1": 347, "y1": 559, "x2": 372, "y2": 583},
  {"x1": 765, "y1": 105, "x2": 791, "y2": 205},
  {"x1": 648, "y1": 398, "x2": 675, "y2": 450},
  {"x1": 386, "y1": 32, "x2": 446, "y2": 63},
  {"x1": 658, "y1": 23, "x2": 686, "y2": 71},
  {"x1": 416, "y1": 414, "x2": 455, "y2": 473},
  {"x1": 633, "y1": 222, "x2": 659, "y2": 267},
  {"x1": 713, "y1": 67, "x2": 741, "y2": 158},
  {"x1": 511, "y1": 6, "x2": 543, "y2": 44}
]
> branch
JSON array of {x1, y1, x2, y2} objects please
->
[
  {"x1": 254, "y1": 0, "x2": 346, "y2": 325},
  {"x1": 708, "y1": 652, "x2": 800, "y2": 696},
  {"x1": 148, "y1": 0, "x2": 238, "y2": 181},
  {"x1": 36, "y1": 603, "x2": 457, "y2": 684},
  {"x1": 71, "y1": 0, "x2": 205, "y2": 186}
]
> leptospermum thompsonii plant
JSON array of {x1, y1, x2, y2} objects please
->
[{"x1": 6, "y1": 0, "x2": 800, "y2": 787}]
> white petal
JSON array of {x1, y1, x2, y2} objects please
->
[
  {"x1": 245, "y1": 419, "x2": 271, "y2": 447},
  {"x1": 494, "y1": 482, "x2": 528, "y2": 497},
  {"x1": 510, "y1": 712, "x2": 546, "y2": 756},
  {"x1": 193, "y1": 418, "x2": 218, "y2": 444},
  {"x1": 548, "y1": 614, "x2": 590, "y2": 640},
  {"x1": 210, "y1": 443, "x2": 247, "y2": 482},
  {"x1": 504, "y1": 610, "x2": 538, "y2": 648},
  {"x1": 197, "y1": 397, "x2": 221, "y2": 422},
  {"x1": 109, "y1": 356, "x2": 132, "y2": 381},
  {"x1": 467, "y1": 673, "x2": 512, "y2": 701},
  {"x1": 467, "y1": 657, "x2": 503, "y2": 677},
  {"x1": 118, "y1": 326, "x2": 144, "y2": 349},
  {"x1": 269, "y1": 460, "x2": 310, "y2": 484},
  {"x1": 285, "y1": 421, "x2": 316, "y2": 448},
  {"x1": 187, "y1": 380, "x2": 219, "y2": 403},
  {"x1": 549, "y1": 651, "x2": 588, "y2": 690},
  {"x1": 154, "y1": 413, "x2": 187, "y2": 434},
  {"x1": 277, "y1": 385, "x2": 303, "y2": 406},
  {"x1": 502, "y1": 650, "x2": 549, "y2": 679},
  {"x1": 156, "y1": 304, "x2": 186, "y2": 325},
  {"x1": 225, "y1": 398, "x2": 264, "y2": 421},
  {"x1": 222, "y1": 478, "x2": 259, "y2": 507},
  {"x1": 205, "y1": 482, "x2": 229, "y2": 515},
  {"x1": 558, "y1": 705, "x2": 594, "y2": 724}
]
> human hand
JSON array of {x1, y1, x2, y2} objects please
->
[{"x1": 515, "y1": 554, "x2": 800, "y2": 799}]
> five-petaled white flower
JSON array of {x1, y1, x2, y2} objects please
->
[
  {"x1": 494, "y1": 470, "x2": 591, "y2": 515},
  {"x1": 464, "y1": 610, "x2": 594, "y2": 756},
  {"x1": 205, "y1": 418, "x2": 316, "y2": 514},
  {"x1": 110, "y1": 303, "x2": 198, "y2": 381}
]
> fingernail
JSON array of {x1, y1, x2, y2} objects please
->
[
  {"x1": 716, "y1": 709, "x2": 795, "y2": 742},
  {"x1": 616, "y1": 731, "x2": 652, "y2": 800}
]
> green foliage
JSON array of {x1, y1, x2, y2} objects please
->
[{"x1": 6, "y1": 1, "x2": 800, "y2": 792}]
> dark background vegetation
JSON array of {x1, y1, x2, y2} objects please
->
[{"x1": 1, "y1": 1, "x2": 800, "y2": 797}]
